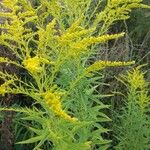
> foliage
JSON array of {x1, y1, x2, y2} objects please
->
[
  {"x1": 128, "y1": 0, "x2": 150, "y2": 43},
  {"x1": 0, "y1": 0, "x2": 149, "y2": 149},
  {"x1": 114, "y1": 66, "x2": 150, "y2": 150}
]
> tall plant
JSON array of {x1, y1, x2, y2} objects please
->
[
  {"x1": 114, "y1": 66, "x2": 150, "y2": 150},
  {"x1": 0, "y1": 0, "x2": 149, "y2": 149}
]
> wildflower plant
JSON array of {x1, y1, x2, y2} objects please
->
[
  {"x1": 0, "y1": 0, "x2": 149, "y2": 149},
  {"x1": 114, "y1": 66, "x2": 150, "y2": 150}
]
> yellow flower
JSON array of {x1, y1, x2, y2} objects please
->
[
  {"x1": 57, "y1": 28, "x2": 95, "y2": 45},
  {"x1": 0, "y1": 80, "x2": 13, "y2": 96},
  {"x1": 56, "y1": 16, "x2": 95, "y2": 47},
  {"x1": 3, "y1": 0, "x2": 18, "y2": 9},
  {"x1": 0, "y1": 85, "x2": 7, "y2": 96},
  {"x1": 23, "y1": 56, "x2": 53, "y2": 74},
  {"x1": 64, "y1": 33, "x2": 125, "y2": 58},
  {"x1": 0, "y1": 57, "x2": 8, "y2": 63},
  {"x1": 44, "y1": 91, "x2": 78, "y2": 122},
  {"x1": 121, "y1": 67, "x2": 149, "y2": 111},
  {"x1": 85, "y1": 60, "x2": 135, "y2": 74},
  {"x1": 66, "y1": 16, "x2": 83, "y2": 33},
  {"x1": 71, "y1": 33, "x2": 125, "y2": 50},
  {"x1": 126, "y1": 68, "x2": 147, "y2": 90},
  {"x1": 38, "y1": 19, "x2": 57, "y2": 51},
  {"x1": 23, "y1": 56, "x2": 42, "y2": 73}
]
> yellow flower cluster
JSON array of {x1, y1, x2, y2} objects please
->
[
  {"x1": 10, "y1": 20, "x2": 25, "y2": 40},
  {"x1": 38, "y1": 19, "x2": 57, "y2": 51},
  {"x1": 43, "y1": 91, "x2": 78, "y2": 122},
  {"x1": 23, "y1": 56, "x2": 53, "y2": 74},
  {"x1": 3, "y1": 0, "x2": 18, "y2": 9},
  {"x1": 0, "y1": 80, "x2": 13, "y2": 96},
  {"x1": 0, "y1": 20, "x2": 24, "y2": 41},
  {"x1": 65, "y1": 33, "x2": 125, "y2": 57},
  {"x1": 126, "y1": 68, "x2": 147, "y2": 90},
  {"x1": 93, "y1": 0, "x2": 149, "y2": 34},
  {"x1": 0, "y1": 0, "x2": 38, "y2": 44},
  {"x1": 0, "y1": 84, "x2": 7, "y2": 96},
  {"x1": 66, "y1": 17, "x2": 83, "y2": 33},
  {"x1": 0, "y1": 57, "x2": 8, "y2": 63},
  {"x1": 0, "y1": 0, "x2": 23, "y2": 40},
  {"x1": 70, "y1": 33, "x2": 125, "y2": 52},
  {"x1": 23, "y1": 56, "x2": 42, "y2": 74},
  {"x1": 86, "y1": 60, "x2": 135, "y2": 73},
  {"x1": 41, "y1": 0, "x2": 61, "y2": 19},
  {"x1": 57, "y1": 28, "x2": 95, "y2": 45},
  {"x1": 56, "y1": 16, "x2": 95, "y2": 46},
  {"x1": 110, "y1": 0, "x2": 141, "y2": 4},
  {"x1": 122, "y1": 67, "x2": 149, "y2": 111},
  {"x1": 109, "y1": 0, "x2": 150, "y2": 12}
]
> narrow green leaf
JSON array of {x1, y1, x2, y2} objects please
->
[{"x1": 16, "y1": 135, "x2": 43, "y2": 144}]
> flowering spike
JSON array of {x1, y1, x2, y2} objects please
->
[
  {"x1": 71, "y1": 33, "x2": 125, "y2": 50},
  {"x1": 23, "y1": 56, "x2": 53, "y2": 74},
  {"x1": 44, "y1": 91, "x2": 78, "y2": 122},
  {"x1": 85, "y1": 60, "x2": 135, "y2": 74}
]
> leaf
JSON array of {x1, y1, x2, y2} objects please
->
[
  {"x1": 16, "y1": 135, "x2": 43, "y2": 144},
  {"x1": 91, "y1": 105, "x2": 111, "y2": 110},
  {"x1": 29, "y1": 127, "x2": 43, "y2": 135},
  {"x1": 94, "y1": 139, "x2": 111, "y2": 145},
  {"x1": 98, "y1": 144, "x2": 110, "y2": 150},
  {"x1": 33, "y1": 131, "x2": 48, "y2": 150}
]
